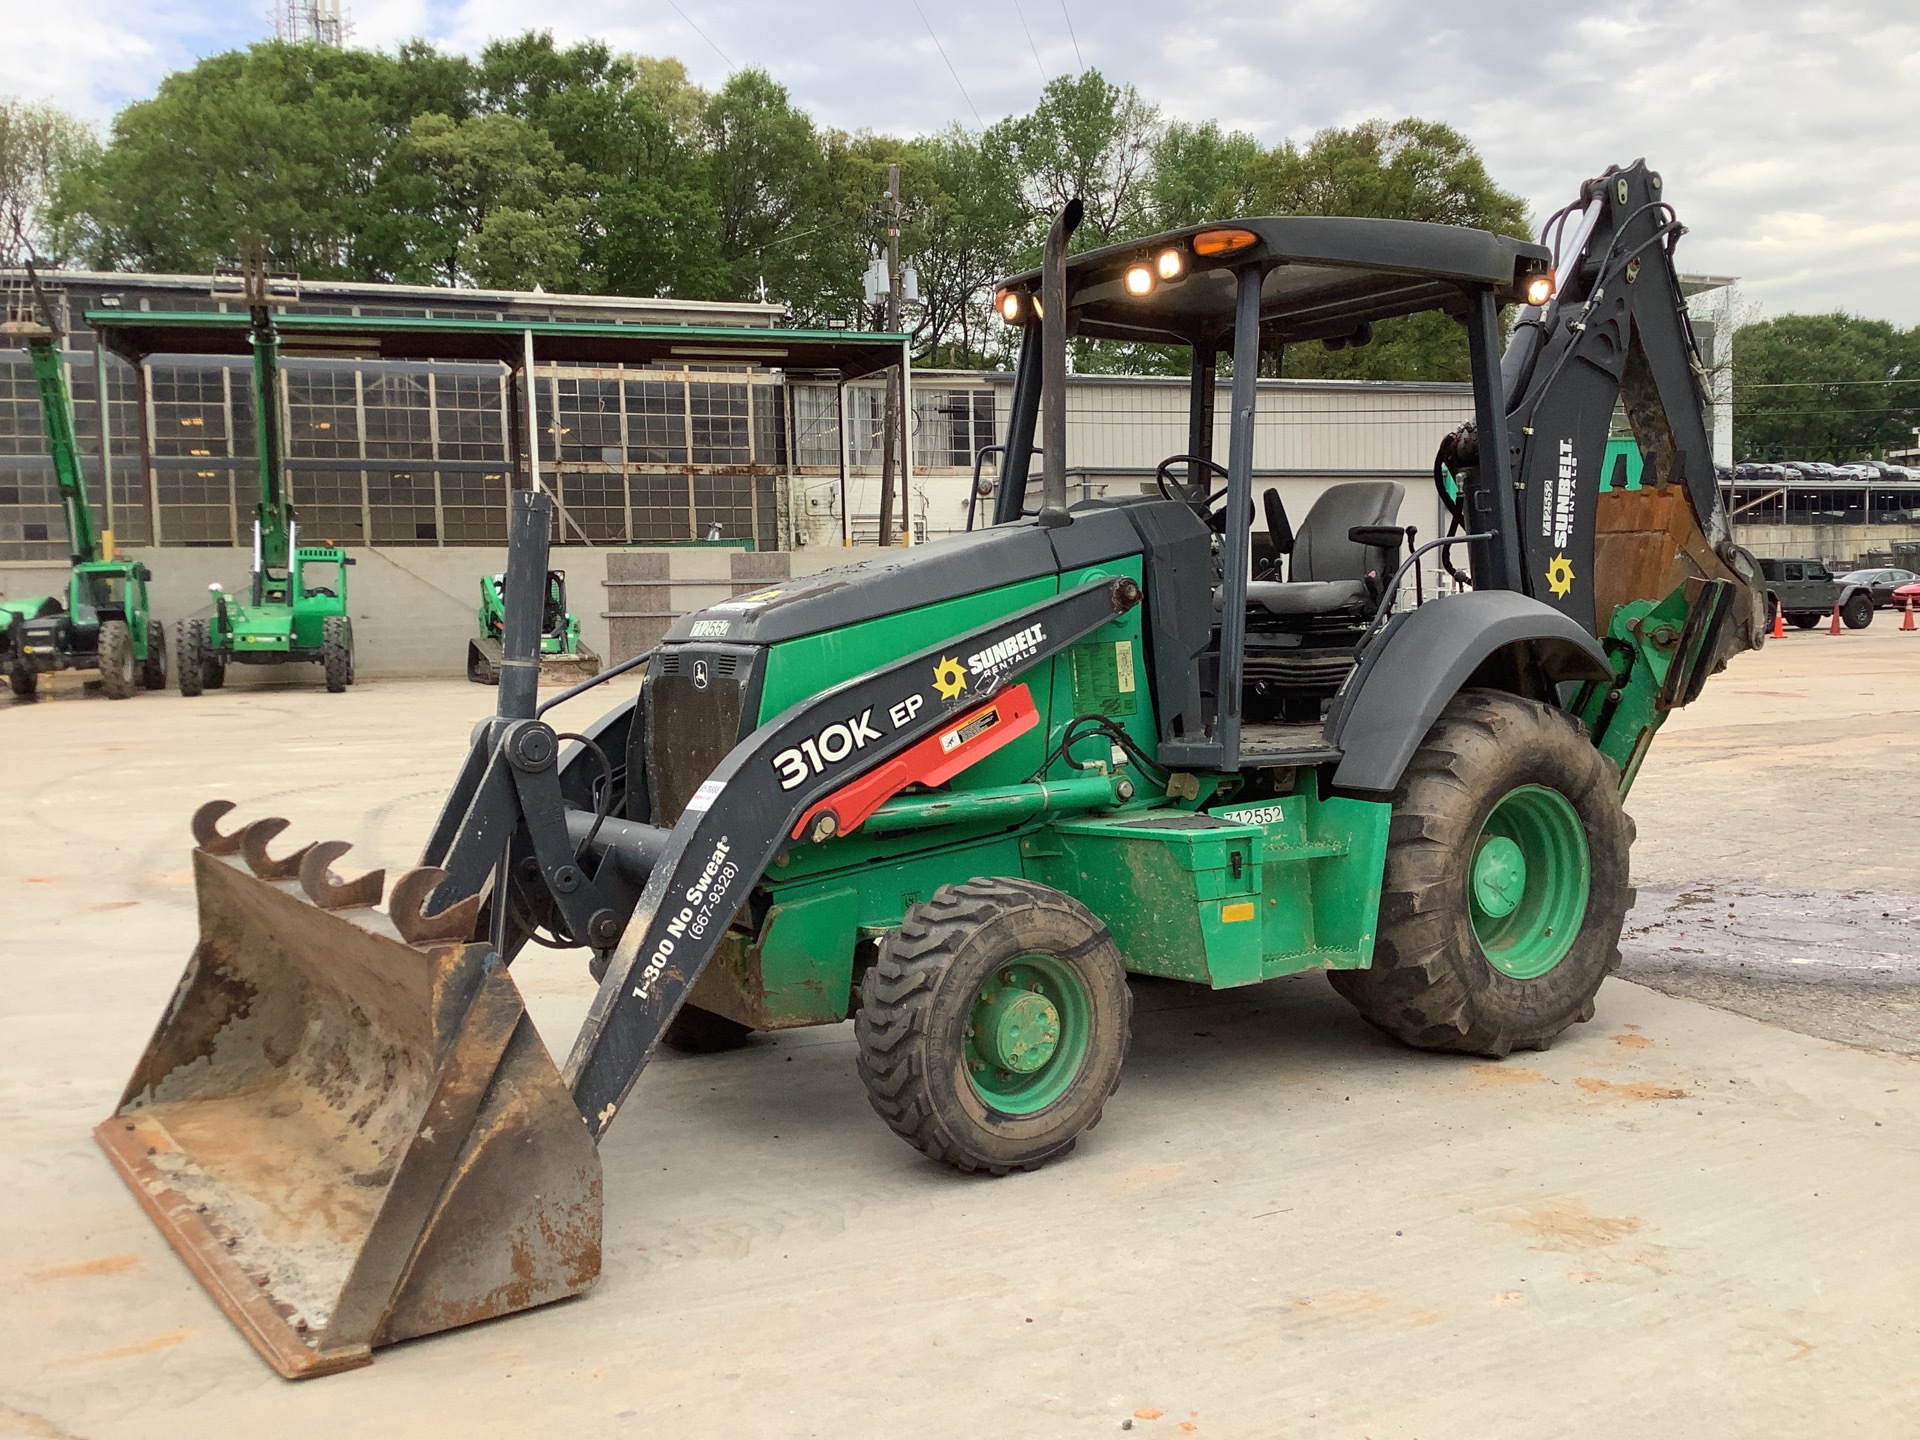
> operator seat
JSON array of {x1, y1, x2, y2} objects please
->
[{"x1": 1244, "y1": 481, "x2": 1405, "y2": 618}]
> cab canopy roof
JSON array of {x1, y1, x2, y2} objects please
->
[
  {"x1": 84, "y1": 310, "x2": 909, "y2": 380},
  {"x1": 997, "y1": 216, "x2": 1552, "y2": 350}
]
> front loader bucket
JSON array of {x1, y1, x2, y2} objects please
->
[
  {"x1": 95, "y1": 803, "x2": 601, "y2": 1378},
  {"x1": 537, "y1": 645, "x2": 600, "y2": 686}
]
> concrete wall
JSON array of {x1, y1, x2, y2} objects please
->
[
  {"x1": 1732, "y1": 523, "x2": 1920, "y2": 566},
  {"x1": 0, "y1": 543, "x2": 872, "y2": 681}
]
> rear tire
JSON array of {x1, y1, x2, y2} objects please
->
[
  {"x1": 141, "y1": 618, "x2": 168, "y2": 690},
  {"x1": 855, "y1": 877, "x2": 1130, "y2": 1175},
  {"x1": 322, "y1": 616, "x2": 351, "y2": 693},
  {"x1": 1790, "y1": 613, "x2": 1820, "y2": 629},
  {"x1": 1328, "y1": 689, "x2": 1632, "y2": 1057},
  {"x1": 98, "y1": 620, "x2": 137, "y2": 699},
  {"x1": 661, "y1": 1004, "x2": 756, "y2": 1054},
  {"x1": 177, "y1": 620, "x2": 205, "y2": 697},
  {"x1": 9, "y1": 664, "x2": 35, "y2": 698},
  {"x1": 1842, "y1": 592, "x2": 1874, "y2": 629}
]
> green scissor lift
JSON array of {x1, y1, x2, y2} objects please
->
[
  {"x1": 1, "y1": 268, "x2": 167, "y2": 700},
  {"x1": 174, "y1": 252, "x2": 356, "y2": 696}
]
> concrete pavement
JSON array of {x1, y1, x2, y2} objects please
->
[{"x1": 1, "y1": 635, "x2": 1916, "y2": 1438}]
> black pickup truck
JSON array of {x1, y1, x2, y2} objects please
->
[{"x1": 1758, "y1": 558, "x2": 1874, "y2": 629}]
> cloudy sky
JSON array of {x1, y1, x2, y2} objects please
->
[{"x1": 7, "y1": 0, "x2": 1918, "y2": 325}]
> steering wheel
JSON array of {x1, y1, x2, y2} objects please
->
[{"x1": 1155, "y1": 454, "x2": 1232, "y2": 526}]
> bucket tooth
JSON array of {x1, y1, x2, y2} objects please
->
[
  {"x1": 300, "y1": 842, "x2": 385, "y2": 911},
  {"x1": 192, "y1": 799, "x2": 244, "y2": 855},
  {"x1": 95, "y1": 848, "x2": 601, "y2": 1379},
  {"x1": 387, "y1": 867, "x2": 483, "y2": 946},
  {"x1": 237, "y1": 817, "x2": 315, "y2": 880}
]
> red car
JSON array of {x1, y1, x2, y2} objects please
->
[{"x1": 1894, "y1": 579, "x2": 1920, "y2": 613}]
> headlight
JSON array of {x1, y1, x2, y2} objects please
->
[
  {"x1": 995, "y1": 288, "x2": 1023, "y2": 322},
  {"x1": 1524, "y1": 273, "x2": 1555, "y2": 307},
  {"x1": 1156, "y1": 248, "x2": 1184, "y2": 280},
  {"x1": 1123, "y1": 264, "x2": 1154, "y2": 297}
]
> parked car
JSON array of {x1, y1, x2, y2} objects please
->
[
  {"x1": 1894, "y1": 578, "x2": 1920, "y2": 612},
  {"x1": 1839, "y1": 568, "x2": 1920, "y2": 607},
  {"x1": 1757, "y1": 558, "x2": 1875, "y2": 629}
]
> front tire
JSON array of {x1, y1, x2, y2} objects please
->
[
  {"x1": 855, "y1": 877, "x2": 1131, "y2": 1175},
  {"x1": 9, "y1": 664, "x2": 35, "y2": 698},
  {"x1": 177, "y1": 620, "x2": 205, "y2": 697},
  {"x1": 1842, "y1": 592, "x2": 1874, "y2": 629},
  {"x1": 322, "y1": 616, "x2": 351, "y2": 693},
  {"x1": 98, "y1": 620, "x2": 137, "y2": 699},
  {"x1": 1329, "y1": 689, "x2": 1632, "y2": 1057},
  {"x1": 140, "y1": 618, "x2": 168, "y2": 690},
  {"x1": 1790, "y1": 612, "x2": 1821, "y2": 630}
]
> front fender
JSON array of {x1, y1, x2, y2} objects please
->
[{"x1": 1326, "y1": 591, "x2": 1611, "y2": 797}]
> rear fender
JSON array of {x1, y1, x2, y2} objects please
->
[{"x1": 1325, "y1": 590, "x2": 1610, "y2": 797}]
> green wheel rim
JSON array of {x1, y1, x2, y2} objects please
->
[
  {"x1": 1469, "y1": 784, "x2": 1589, "y2": 980},
  {"x1": 964, "y1": 954, "x2": 1091, "y2": 1115}
]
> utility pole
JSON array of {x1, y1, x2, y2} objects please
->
[{"x1": 876, "y1": 163, "x2": 905, "y2": 547}]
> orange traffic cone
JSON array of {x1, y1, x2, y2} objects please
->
[
  {"x1": 1903, "y1": 599, "x2": 1915, "y2": 632},
  {"x1": 1828, "y1": 602, "x2": 1843, "y2": 636},
  {"x1": 1771, "y1": 603, "x2": 1786, "y2": 640}
]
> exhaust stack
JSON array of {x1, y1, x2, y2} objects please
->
[{"x1": 1037, "y1": 197, "x2": 1082, "y2": 529}]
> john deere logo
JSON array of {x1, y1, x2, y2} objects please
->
[
  {"x1": 692, "y1": 659, "x2": 710, "y2": 690},
  {"x1": 1546, "y1": 553, "x2": 1575, "y2": 599},
  {"x1": 932, "y1": 656, "x2": 968, "y2": 700}
]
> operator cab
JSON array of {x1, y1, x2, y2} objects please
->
[{"x1": 989, "y1": 215, "x2": 1552, "y2": 770}]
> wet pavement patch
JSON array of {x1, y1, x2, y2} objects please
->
[{"x1": 1620, "y1": 884, "x2": 1920, "y2": 1054}]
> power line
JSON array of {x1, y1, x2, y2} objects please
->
[
  {"x1": 1060, "y1": 1, "x2": 1083, "y2": 71},
  {"x1": 911, "y1": 1, "x2": 983, "y2": 127},
  {"x1": 1012, "y1": 0, "x2": 1048, "y2": 88},
  {"x1": 666, "y1": 0, "x2": 736, "y2": 73}
]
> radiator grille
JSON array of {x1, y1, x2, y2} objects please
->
[{"x1": 644, "y1": 644, "x2": 761, "y2": 824}]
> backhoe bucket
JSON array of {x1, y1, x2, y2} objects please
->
[{"x1": 95, "y1": 803, "x2": 601, "y2": 1378}]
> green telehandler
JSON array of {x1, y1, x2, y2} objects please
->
[
  {"x1": 0, "y1": 268, "x2": 168, "y2": 700},
  {"x1": 467, "y1": 568, "x2": 598, "y2": 685},
  {"x1": 175, "y1": 249, "x2": 356, "y2": 696},
  {"x1": 98, "y1": 161, "x2": 1763, "y2": 1378}
]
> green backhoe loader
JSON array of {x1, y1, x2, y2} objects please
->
[
  {"x1": 468, "y1": 568, "x2": 598, "y2": 685},
  {"x1": 173, "y1": 248, "x2": 356, "y2": 697},
  {"x1": 98, "y1": 161, "x2": 1763, "y2": 1377},
  {"x1": 0, "y1": 269, "x2": 168, "y2": 700}
]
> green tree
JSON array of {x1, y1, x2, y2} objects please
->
[
  {"x1": 702, "y1": 70, "x2": 866, "y2": 322},
  {"x1": 393, "y1": 111, "x2": 587, "y2": 289},
  {"x1": 997, "y1": 71, "x2": 1162, "y2": 247},
  {"x1": 0, "y1": 98, "x2": 100, "y2": 263},
  {"x1": 469, "y1": 33, "x2": 724, "y2": 298},
  {"x1": 1231, "y1": 118, "x2": 1530, "y2": 382},
  {"x1": 1146, "y1": 120, "x2": 1258, "y2": 230},
  {"x1": 53, "y1": 42, "x2": 411, "y2": 275},
  {"x1": 908, "y1": 129, "x2": 1025, "y2": 366},
  {"x1": 1733, "y1": 313, "x2": 1920, "y2": 461}
]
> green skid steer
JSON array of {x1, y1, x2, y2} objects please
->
[
  {"x1": 99, "y1": 161, "x2": 1763, "y2": 1377},
  {"x1": 1, "y1": 268, "x2": 168, "y2": 699},
  {"x1": 467, "y1": 568, "x2": 598, "y2": 685}
]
